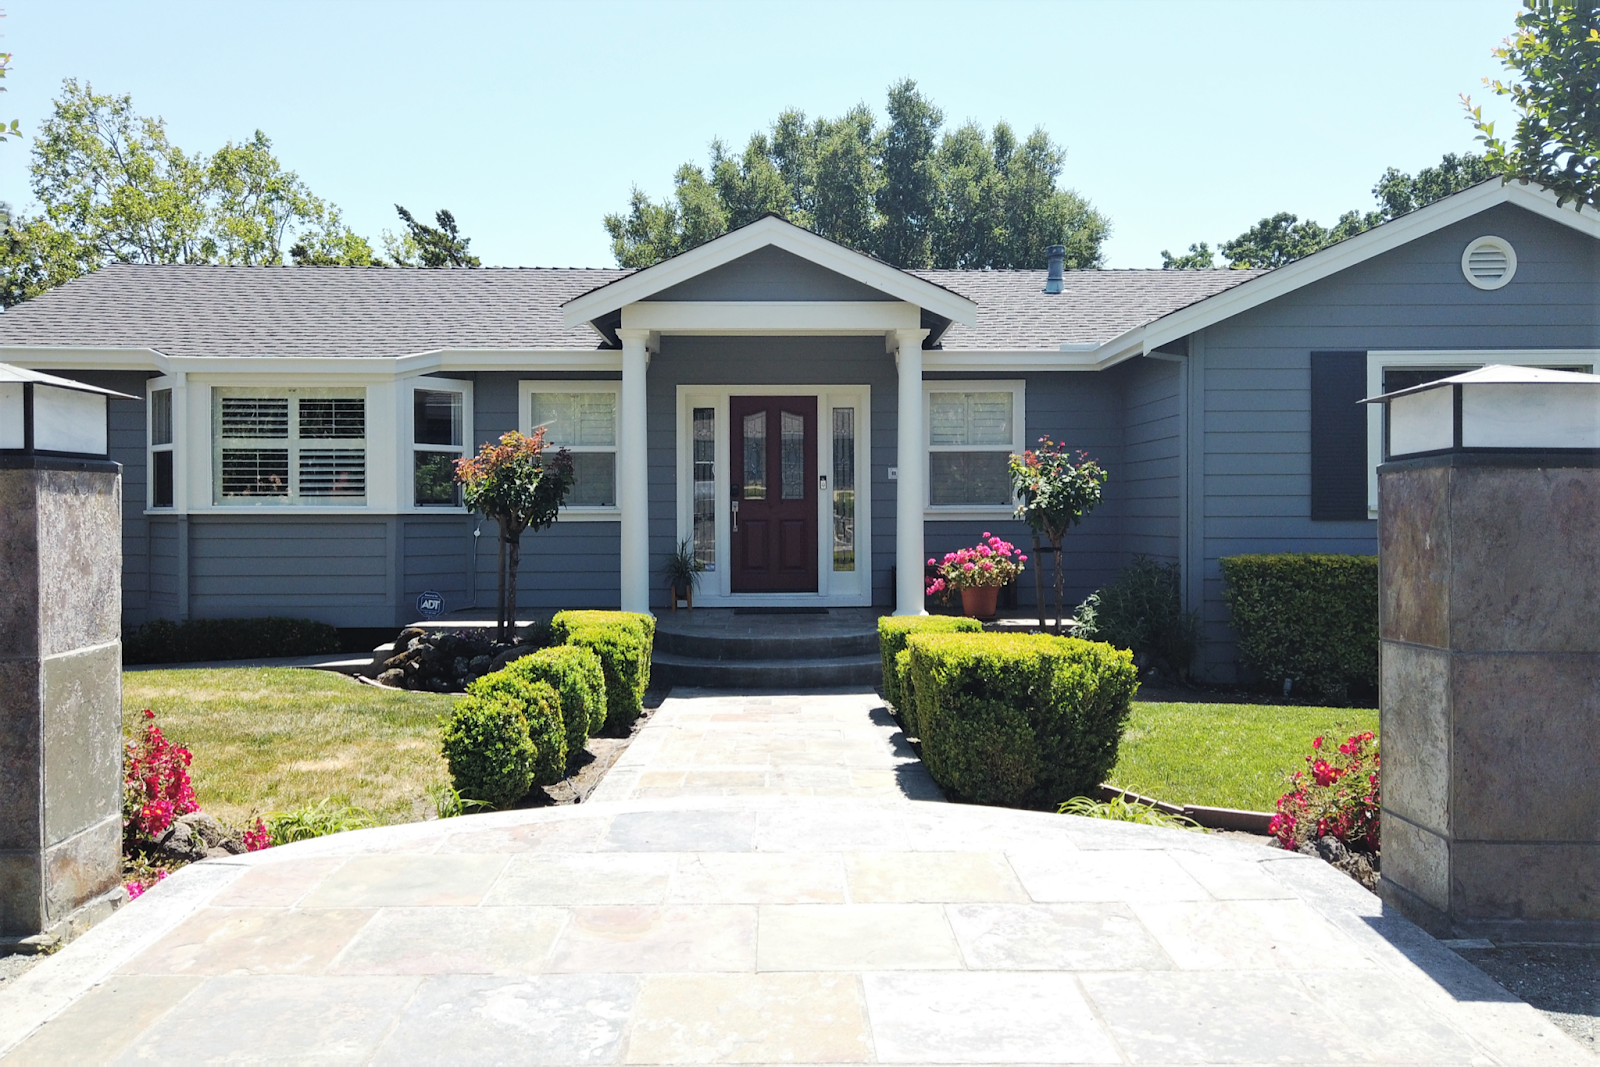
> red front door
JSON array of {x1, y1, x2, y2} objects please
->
[{"x1": 730, "y1": 395, "x2": 818, "y2": 593}]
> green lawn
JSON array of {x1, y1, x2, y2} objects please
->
[
  {"x1": 1107, "y1": 701, "x2": 1379, "y2": 812},
  {"x1": 124, "y1": 668, "x2": 457, "y2": 827}
]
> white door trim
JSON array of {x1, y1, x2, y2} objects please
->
[{"x1": 675, "y1": 383, "x2": 873, "y2": 608}]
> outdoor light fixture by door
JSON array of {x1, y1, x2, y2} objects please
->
[
  {"x1": 0, "y1": 362, "x2": 134, "y2": 459},
  {"x1": 1365, "y1": 364, "x2": 1600, "y2": 460}
]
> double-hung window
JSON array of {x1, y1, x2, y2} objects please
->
[
  {"x1": 523, "y1": 383, "x2": 619, "y2": 510},
  {"x1": 413, "y1": 384, "x2": 466, "y2": 507},
  {"x1": 148, "y1": 383, "x2": 175, "y2": 509},
  {"x1": 213, "y1": 387, "x2": 366, "y2": 505},
  {"x1": 925, "y1": 382, "x2": 1024, "y2": 510}
]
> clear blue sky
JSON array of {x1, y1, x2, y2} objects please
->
[{"x1": 0, "y1": 0, "x2": 1521, "y2": 269}]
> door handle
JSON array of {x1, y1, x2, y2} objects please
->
[{"x1": 731, "y1": 499, "x2": 739, "y2": 532}]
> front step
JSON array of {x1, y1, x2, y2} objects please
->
[
  {"x1": 654, "y1": 626, "x2": 878, "y2": 661},
  {"x1": 651, "y1": 650, "x2": 883, "y2": 690}
]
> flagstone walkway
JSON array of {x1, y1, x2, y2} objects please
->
[{"x1": 0, "y1": 688, "x2": 1588, "y2": 1064}]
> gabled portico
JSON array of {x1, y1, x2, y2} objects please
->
[{"x1": 561, "y1": 216, "x2": 977, "y2": 616}]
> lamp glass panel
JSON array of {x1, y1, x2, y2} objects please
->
[
  {"x1": 0, "y1": 383, "x2": 21, "y2": 449},
  {"x1": 33, "y1": 384, "x2": 107, "y2": 455},
  {"x1": 1388, "y1": 388, "x2": 1454, "y2": 457},
  {"x1": 1462, "y1": 383, "x2": 1600, "y2": 449}
]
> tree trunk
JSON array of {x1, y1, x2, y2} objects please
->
[
  {"x1": 1032, "y1": 531, "x2": 1045, "y2": 632},
  {"x1": 495, "y1": 531, "x2": 508, "y2": 643},
  {"x1": 1051, "y1": 534, "x2": 1066, "y2": 636},
  {"x1": 505, "y1": 530, "x2": 521, "y2": 645}
]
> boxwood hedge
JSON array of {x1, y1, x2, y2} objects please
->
[
  {"x1": 877, "y1": 615, "x2": 983, "y2": 731},
  {"x1": 551, "y1": 610, "x2": 655, "y2": 732}
]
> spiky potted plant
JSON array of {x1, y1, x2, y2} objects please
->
[{"x1": 663, "y1": 539, "x2": 703, "y2": 610}]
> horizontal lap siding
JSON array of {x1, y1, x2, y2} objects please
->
[
  {"x1": 1118, "y1": 358, "x2": 1182, "y2": 563},
  {"x1": 187, "y1": 517, "x2": 392, "y2": 625},
  {"x1": 1195, "y1": 202, "x2": 1600, "y2": 681},
  {"x1": 147, "y1": 518, "x2": 179, "y2": 619}
]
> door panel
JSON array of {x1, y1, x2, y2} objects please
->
[{"x1": 731, "y1": 396, "x2": 817, "y2": 593}]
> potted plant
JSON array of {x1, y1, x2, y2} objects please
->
[
  {"x1": 925, "y1": 533, "x2": 1026, "y2": 620},
  {"x1": 663, "y1": 539, "x2": 704, "y2": 610},
  {"x1": 1008, "y1": 440, "x2": 1107, "y2": 634}
]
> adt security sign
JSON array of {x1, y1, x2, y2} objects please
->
[{"x1": 416, "y1": 591, "x2": 445, "y2": 619}]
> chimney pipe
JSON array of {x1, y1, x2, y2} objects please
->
[{"x1": 1044, "y1": 245, "x2": 1065, "y2": 294}]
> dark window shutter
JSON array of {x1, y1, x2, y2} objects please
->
[{"x1": 1309, "y1": 351, "x2": 1369, "y2": 521}]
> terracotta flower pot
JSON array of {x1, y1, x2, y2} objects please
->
[{"x1": 960, "y1": 585, "x2": 999, "y2": 620}]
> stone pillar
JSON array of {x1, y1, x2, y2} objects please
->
[
  {"x1": 1378, "y1": 455, "x2": 1599, "y2": 941},
  {"x1": 894, "y1": 328, "x2": 930, "y2": 616},
  {"x1": 0, "y1": 455, "x2": 125, "y2": 946},
  {"x1": 617, "y1": 329, "x2": 651, "y2": 615}
]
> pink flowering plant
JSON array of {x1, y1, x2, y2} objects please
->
[
  {"x1": 1008, "y1": 439, "x2": 1107, "y2": 634},
  {"x1": 1269, "y1": 731, "x2": 1381, "y2": 853},
  {"x1": 925, "y1": 533, "x2": 1026, "y2": 595},
  {"x1": 122, "y1": 708, "x2": 198, "y2": 847}
]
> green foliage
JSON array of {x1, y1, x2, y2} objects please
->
[
  {"x1": 1164, "y1": 152, "x2": 1496, "y2": 271},
  {"x1": 123, "y1": 616, "x2": 341, "y2": 665},
  {"x1": 551, "y1": 611, "x2": 655, "y2": 732},
  {"x1": 427, "y1": 782, "x2": 490, "y2": 819},
  {"x1": 876, "y1": 614, "x2": 983, "y2": 726},
  {"x1": 505, "y1": 645, "x2": 607, "y2": 769},
  {"x1": 264, "y1": 799, "x2": 375, "y2": 844},
  {"x1": 1, "y1": 80, "x2": 378, "y2": 306},
  {"x1": 386, "y1": 205, "x2": 481, "y2": 267},
  {"x1": 439, "y1": 695, "x2": 538, "y2": 808},
  {"x1": 1009, "y1": 439, "x2": 1108, "y2": 633},
  {"x1": 0, "y1": 45, "x2": 21, "y2": 144},
  {"x1": 1220, "y1": 554, "x2": 1378, "y2": 703},
  {"x1": 465, "y1": 672, "x2": 566, "y2": 787},
  {"x1": 1058, "y1": 794, "x2": 1201, "y2": 830},
  {"x1": 907, "y1": 631, "x2": 1138, "y2": 809},
  {"x1": 604, "y1": 79, "x2": 1107, "y2": 270},
  {"x1": 1072, "y1": 556, "x2": 1201, "y2": 677},
  {"x1": 1466, "y1": 2, "x2": 1600, "y2": 209}
]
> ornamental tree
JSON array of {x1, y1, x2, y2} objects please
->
[
  {"x1": 455, "y1": 430, "x2": 574, "y2": 642},
  {"x1": 1465, "y1": 1, "x2": 1600, "y2": 209},
  {"x1": 1008, "y1": 439, "x2": 1107, "y2": 634}
]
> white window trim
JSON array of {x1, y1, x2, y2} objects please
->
[
  {"x1": 1366, "y1": 350, "x2": 1600, "y2": 514},
  {"x1": 210, "y1": 384, "x2": 372, "y2": 508},
  {"x1": 519, "y1": 380, "x2": 622, "y2": 521},
  {"x1": 675, "y1": 384, "x2": 873, "y2": 608},
  {"x1": 923, "y1": 379, "x2": 1026, "y2": 519},
  {"x1": 146, "y1": 375, "x2": 176, "y2": 512},
  {"x1": 405, "y1": 377, "x2": 473, "y2": 512}
]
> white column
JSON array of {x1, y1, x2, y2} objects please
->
[
  {"x1": 618, "y1": 329, "x2": 652, "y2": 614},
  {"x1": 894, "y1": 328, "x2": 930, "y2": 615}
]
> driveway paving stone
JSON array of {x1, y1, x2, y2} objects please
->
[{"x1": 0, "y1": 686, "x2": 1588, "y2": 1064}]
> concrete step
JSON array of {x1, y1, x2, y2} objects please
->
[
  {"x1": 654, "y1": 626, "x2": 879, "y2": 661},
  {"x1": 651, "y1": 651, "x2": 883, "y2": 690}
]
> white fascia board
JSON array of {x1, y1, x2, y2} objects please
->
[
  {"x1": 0, "y1": 347, "x2": 622, "y2": 378},
  {"x1": 562, "y1": 217, "x2": 977, "y2": 326},
  {"x1": 620, "y1": 300, "x2": 920, "y2": 334},
  {"x1": 923, "y1": 349, "x2": 1108, "y2": 372},
  {"x1": 1137, "y1": 181, "x2": 1547, "y2": 352},
  {"x1": 0, "y1": 346, "x2": 168, "y2": 372},
  {"x1": 399, "y1": 349, "x2": 622, "y2": 373}
]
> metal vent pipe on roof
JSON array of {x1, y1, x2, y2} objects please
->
[{"x1": 1044, "y1": 245, "x2": 1065, "y2": 294}]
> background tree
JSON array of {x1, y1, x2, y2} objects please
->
[
  {"x1": 0, "y1": 80, "x2": 378, "y2": 305},
  {"x1": 455, "y1": 430, "x2": 574, "y2": 643},
  {"x1": 386, "y1": 205, "x2": 480, "y2": 267},
  {"x1": 0, "y1": 30, "x2": 22, "y2": 144},
  {"x1": 1465, "y1": 1, "x2": 1600, "y2": 208},
  {"x1": 1008, "y1": 439, "x2": 1108, "y2": 635},
  {"x1": 604, "y1": 79, "x2": 1108, "y2": 270},
  {"x1": 1162, "y1": 152, "x2": 1495, "y2": 270}
]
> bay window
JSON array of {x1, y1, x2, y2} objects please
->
[
  {"x1": 413, "y1": 385, "x2": 465, "y2": 507},
  {"x1": 212, "y1": 387, "x2": 366, "y2": 505},
  {"x1": 148, "y1": 384, "x2": 174, "y2": 509}
]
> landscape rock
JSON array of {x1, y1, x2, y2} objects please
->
[
  {"x1": 370, "y1": 629, "x2": 537, "y2": 693},
  {"x1": 150, "y1": 812, "x2": 247, "y2": 863},
  {"x1": 1299, "y1": 835, "x2": 1380, "y2": 891}
]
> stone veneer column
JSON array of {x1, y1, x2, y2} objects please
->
[
  {"x1": 894, "y1": 328, "x2": 930, "y2": 616},
  {"x1": 0, "y1": 455, "x2": 124, "y2": 945},
  {"x1": 1378, "y1": 454, "x2": 1599, "y2": 941},
  {"x1": 617, "y1": 329, "x2": 651, "y2": 615}
]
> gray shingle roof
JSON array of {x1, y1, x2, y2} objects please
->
[
  {"x1": 0, "y1": 263, "x2": 632, "y2": 358},
  {"x1": 913, "y1": 268, "x2": 1266, "y2": 349},
  {"x1": 0, "y1": 261, "x2": 1265, "y2": 357}
]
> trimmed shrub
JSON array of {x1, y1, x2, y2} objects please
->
[
  {"x1": 877, "y1": 615, "x2": 983, "y2": 721},
  {"x1": 552, "y1": 610, "x2": 655, "y2": 732},
  {"x1": 465, "y1": 671, "x2": 566, "y2": 786},
  {"x1": 124, "y1": 616, "x2": 340, "y2": 665},
  {"x1": 506, "y1": 645, "x2": 607, "y2": 769},
  {"x1": 1072, "y1": 556, "x2": 1201, "y2": 677},
  {"x1": 908, "y1": 631, "x2": 1138, "y2": 809},
  {"x1": 439, "y1": 696, "x2": 538, "y2": 808},
  {"x1": 1219, "y1": 554, "x2": 1378, "y2": 702}
]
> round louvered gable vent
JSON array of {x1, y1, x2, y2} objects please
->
[{"x1": 1461, "y1": 236, "x2": 1517, "y2": 290}]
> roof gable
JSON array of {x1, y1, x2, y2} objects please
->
[
  {"x1": 561, "y1": 215, "x2": 977, "y2": 328},
  {"x1": 645, "y1": 245, "x2": 899, "y2": 303}
]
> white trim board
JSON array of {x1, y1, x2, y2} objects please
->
[{"x1": 562, "y1": 215, "x2": 977, "y2": 327}]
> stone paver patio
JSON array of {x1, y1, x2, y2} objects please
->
[{"x1": 0, "y1": 688, "x2": 1588, "y2": 1064}]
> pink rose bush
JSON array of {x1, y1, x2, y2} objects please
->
[
  {"x1": 1270, "y1": 731, "x2": 1380, "y2": 853},
  {"x1": 122, "y1": 709, "x2": 198, "y2": 845},
  {"x1": 926, "y1": 533, "x2": 1026, "y2": 595}
]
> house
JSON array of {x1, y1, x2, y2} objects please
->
[{"x1": 2, "y1": 181, "x2": 1596, "y2": 681}]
